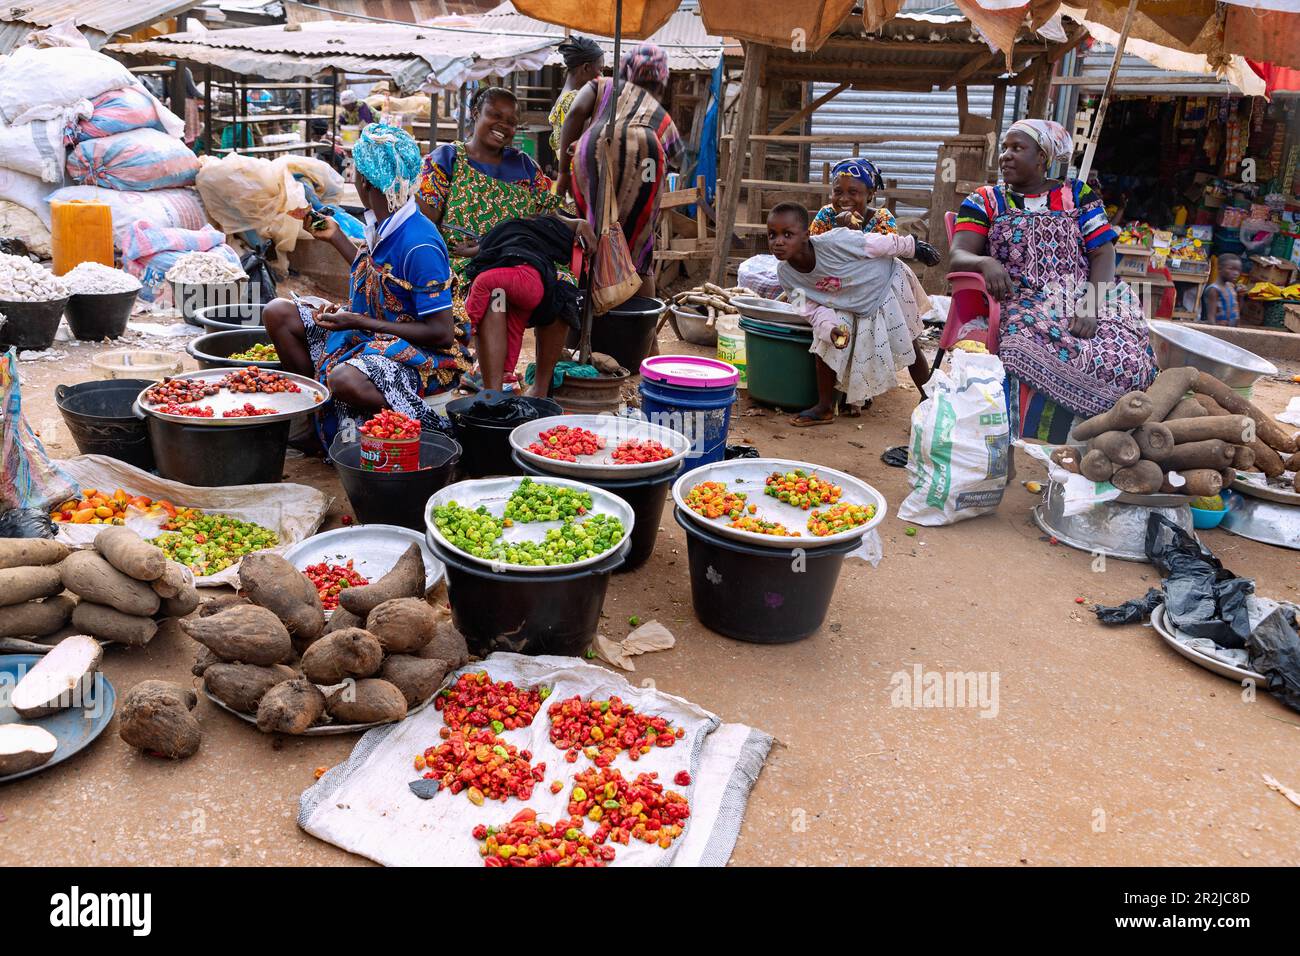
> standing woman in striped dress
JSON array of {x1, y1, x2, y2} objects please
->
[{"x1": 556, "y1": 41, "x2": 684, "y2": 299}]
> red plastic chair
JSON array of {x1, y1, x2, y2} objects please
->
[{"x1": 936, "y1": 211, "x2": 1001, "y2": 361}]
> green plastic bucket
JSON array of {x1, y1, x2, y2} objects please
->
[{"x1": 738, "y1": 316, "x2": 818, "y2": 410}]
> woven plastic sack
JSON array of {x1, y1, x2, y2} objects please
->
[
  {"x1": 67, "y1": 128, "x2": 200, "y2": 191},
  {"x1": 0, "y1": 46, "x2": 134, "y2": 126},
  {"x1": 0, "y1": 349, "x2": 76, "y2": 512},
  {"x1": 76, "y1": 85, "x2": 181, "y2": 140},
  {"x1": 898, "y1": 350, "x2": 1010, "y2": 526},
  {"x1": 0, "y1": 118, "x2": 71, "y2": 183},
  {"x1": 121, "y1": 222, "x2": 236, "y2": 304}
]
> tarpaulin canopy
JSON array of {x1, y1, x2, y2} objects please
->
[{"x1": 110, "y1": 19, "x2": 557, "y2": 93}]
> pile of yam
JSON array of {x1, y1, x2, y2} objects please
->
[
  {"x1": 1057, "y1": 367, "x2": 1300, "y2": 498},
  {"x1": 669, "y1": 283, "x2": 759, "y2": 328},
  {"x1": 190, "y1": 543, "x2": 465, "y2": 735}
]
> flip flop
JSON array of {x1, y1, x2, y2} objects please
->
[{"x1": 790, "y1": 411, "x2": 834, "y2": 427}]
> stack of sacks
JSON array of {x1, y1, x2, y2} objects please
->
[{"x1": 122, "y1": 221, "x2": 241, "y2": 306}]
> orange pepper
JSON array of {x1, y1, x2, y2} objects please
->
[
  {"x1": 94, "y1": 505, "x2": 113, "y2": 518},
  {"x1": 71, "y1": 508, "x2": 95, "y2": 524}
]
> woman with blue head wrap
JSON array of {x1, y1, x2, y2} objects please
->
[
  {"x1": 809, "y1": 157, "x2": 895, "y2": 237},
  {"x1": 263, "y1": 123, "x2": 469, "y2": 445}
]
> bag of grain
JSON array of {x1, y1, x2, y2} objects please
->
[{"x1": 66, "y1": 128, "x2": 200, "y2": 191}]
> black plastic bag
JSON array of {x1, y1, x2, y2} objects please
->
[
  {"x1": 0, "y1": 507, "x2": 56, "y2": 539},
  {"x1": 242, "y1": 240, "x2": 277, "y2": 305},
  {"x1": 1145, "y1": 513, "x2": 1253, "y2": 646},
  {"x1": 460, "y1": 392, "x2": 543, "y2": 426},
  {"x1": 725, "y1": 444, "x2": 759, "y2": 460},
  {"x1": 1244, "y1": 602, "x2": 1300, "y2": 713},
  {"x1": 1094, "y1": 587, "x2": 1164, "y2": 625}
]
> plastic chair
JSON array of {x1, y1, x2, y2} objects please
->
[{"x1": 934, "y1": 211, "x2": 1000, "y2": 366}]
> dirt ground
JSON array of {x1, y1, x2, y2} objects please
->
[{"x1": 3, "y1": 303, "x2": 1300, "y2": 867}]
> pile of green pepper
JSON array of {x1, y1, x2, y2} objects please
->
[{"x1": 150, "y1": 513, "x2": 279, "y2": 575}]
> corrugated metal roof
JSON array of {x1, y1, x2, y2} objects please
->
[
  {"x1": 1077, "y1": 41, "x2": 1247, "y2": 96},
  {"x1": 285, "y1": 0, "x2": 452, "y2": 25},
  {"x1": 0, "y1": 0, "x2": 203, "y2": 52},
  {"x1": 424, "y1": 2, "x2": 726, "y2": 73}
]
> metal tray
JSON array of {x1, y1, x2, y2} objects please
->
[
  {"x1": 133, "y1": 368, "x2": 329, "y2": 426},
  {"x1": 1150, "y1": 606, "x2": 1266, "y2": 685},
  {"x1": 425, "y1": 475, "x2": 636, "y2": 573},
  {"x1": 204, "y1": 683, "x2": 439, "y2": 736},
  {"x1": 1221, "y1": 491, "x2": 1300, "y2": 551},
  {"x1": 671, "y1": 458, "x2": 886, "y2": 550},
  {"x1": 730, "y1": 295, "x2": 809, "y2": 326},
  {"x1": 0, "y1": 657, "x2": 116, "y2": 785},
  {"x1": 1032, "y1": 481, "x2": 1194, "y2": 562},
  {"x1": 1231, "y1": 472, "x2": 1300, "y2": 507},
  {"x1": 281, "y1": 525, "x2": 446, "y2": 620},
  {"x1": 509, "y1": 414, "x2": 691, "y2": 480}
]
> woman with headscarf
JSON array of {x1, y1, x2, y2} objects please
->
[
  {"x1": 549, "y1": 36, "x2": 604, "y2": 157},
  {"x1": 556, "y1": 41, "x2": 684, "y2": 298},
  {"x1": 949, "y1": 119, "x2": 1155, "y2": 442},
  {"x1": 263, "y1": 123, "x2": 467, "y2": 442},
  {"x1": 339, "y1": 89, "x2": 376, "y2": 127}
]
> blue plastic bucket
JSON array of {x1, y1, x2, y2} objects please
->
[{"x1": 638, "y1": 355, "x2": 738, "y2": 470}]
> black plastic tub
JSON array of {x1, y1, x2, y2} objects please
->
[
  {"x1": 65, "y1": 290, "x2": 138, "y2": 341},
  {"x1": 55, "y1": 379, "x2": 155, "y2": 470},
  {"x1": 187, "y1": 328, "x2": 281, "y2": 369},
  {"x1": 430, "y1": 536, "x2": 628, "y2": 657},
  {"x1": 447, "y1": 393, "x2": 562, "y2": 478},
  {"x1": 330, "y1": 431, "x2": 461, "y2": 530},
  {"x1": 0, "y1": 297, "x2": 68, "y2": 351},
  {"x1": 513, "y1": 451, "x2": 677, "y2": 574},
  {"x1": 675, "y1": 508, "x2": 859, "y2": 643},
  {"x1": 194, "y1": 302, "x2": 265, "y2": 333},
  {"x1": 146, "y1": 416, "x2": 290, "y2": 486},
  {"x1": 566, "y1": 295, "x2": 664, "y2": 373}
]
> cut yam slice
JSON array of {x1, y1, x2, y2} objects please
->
[
  {"x1": 11, "y1": 634, "x2": 103, "y2": 718},
  {"x1": 0, "y1": 723, "x2": 58, "y2": 776}
]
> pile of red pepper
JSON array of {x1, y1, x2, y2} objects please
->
[
  {"x1": 474, "y1": 809, "x2": 614, "y2": 867},
  {"x1": 359, "y1": 408, "x2": 420, "y2": 440},
  {"x1": 611, "y1": 438, "x2": 673, "y2": 465},
  {"x1": 221, "y1": 403, "x2": 278, "y2": 418},
  {"x1": 303, "y1": 559, "x2": 369, "y2": 611},
  {"x1": 567, "y1": 768, "x2": 690, "y2": 849},
  {"x1": 416, "y1": 727, "x2": 543, "y2": 804},
  {"x1": 548, "y1": 694, "x2": 682, "y2": 766},
  {"x1": 153, "y1": 403, "x2": 214, "y2": 417},
  {"x1": 435, "y1": 671, "x2": 547, "y2": 733},
  {"x1": 526, "y1": 424, "x2": 605, "y2": 462}
]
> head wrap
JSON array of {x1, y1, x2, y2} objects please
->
[
  {"x1": 558, "y1": 36, "x2": 604, "y2": 70},
  {"x1": 831, "y1": 158, "x2": 883, "y2": 191},
  {"x1": 340, "y1": 89, "x2": 358, "y2": 106},
  {"x1": 352, "y1": 123, "x2": 422, "y2": 211},
  {"x1": 1007, "y1": 119, "x2": 1073, "y2": 163},
  {"x1": 620, "y1": 42, "x2": 669, "y2": 88}
]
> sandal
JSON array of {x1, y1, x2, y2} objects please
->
[{"x1": 790, "y1": 410, "x2": 834, "y2": 427}]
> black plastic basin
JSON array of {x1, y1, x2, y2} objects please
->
[
  {"x1": 147, "y1": 416, "x2": 290, "y2": 486},
  {"x1": 65, "y1": 290, "x2": 138, "y2": 341},
  {"x1": 330, "y1": 431, "x2": 461, "y2": 530},
  {"x1": 55, "y1": 379, "x2": 155, "y2": 470},
  {"x1": 446, "y1": 393, "x2": 562, "y2": 478},
  {"x1": 187, "y1": 328, "x2": 281, "y2": 369},
  {"x1": 0, "y1": 297, "x2": 68, "y2": 351}
]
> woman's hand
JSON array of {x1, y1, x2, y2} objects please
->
[
  {"x1": 573, "y1": 219, "x2": 596, "y2": 250},
  {"x1": 450, "y1": 240, "x2": 480, "y2": 258},
  {"x1": 977, "y1": 258, "x2": 1014, "y2": 300},
  {"x1": 308, "y1": 214, "x2": 338, "y2": 242},
  {"x1": 834, "y1": 210, "x2": 864, "y2": 229},
  {"x1": 1068, "y1": 311, "x2": 1099, "y2": 339},
  {"x1": 555, "y1": 171, "x2": 572, "y2": 200},
  {"x1": 312, "y1": 304, "x2": 371, "y2": 333}
]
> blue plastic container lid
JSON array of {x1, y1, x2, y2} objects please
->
[{"x1": 640, "y1": 354, "x2": 739, "y2": 389}]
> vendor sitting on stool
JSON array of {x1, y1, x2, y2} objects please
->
[
  {"x1": 263, "y1": 123, "x2": 470, "y2": 444},
  {"x1": 463, "y1": 212, "x2": 596, "y2": 396}
]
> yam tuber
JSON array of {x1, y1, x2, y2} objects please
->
[
  {"x1": 1132, "y1": 422, "x2": 1174, "y2": 463},
  {"x1": 192, "y1": 646, "x2": 221, "y2": 677},
  {"x1": 1163, "y1": 415, "x2": 1254, "y2": 445},
  {"x1": 204, "y1": 663, "x2": 298, "y2": 714},
  {"x1": 337, "y1": 544, "x2": 425, "y2": 616},
  {"x1": 323, "y1": 606, "x2": 363, "y2": 635},
  {"x1": 59, "y1": 550, "x2": 159, "y2": 617},
  {"x1": 416, "y1": 607, "x2": 469, "y2": 668},
  {"x1": 1163, "y1": 439, "x2": 1235, "y2": 471},
  {"x1": 238, "y1": 552, "x2": 324, "y2": 642},
  {"x1": 1143, "y1": 367, "x2": 1200, "y2": 422},
  {"x1": 159, "y1": 578, "x2": 200, "y2": 619},
  {"x1": 150, "y1": 561, "x2": 190, "y2": 600},
  {"x1": 11, "y1": 635, "x2": 102, "y2": 718},
  {"x1": 365, "y1": 598, "x2": 436, "y2": 654},
  {"x1": 1285, "y1": 451, "x2": 1300, "y2": 473},
  {"x1": 1220, "y1": 468, "x2": 1237, "y2": 490},
  {"x1": 325, "y1": 678, "x2": 408, "y2": 724},
  {"x1": 118, "y1": 680, "x2": 201, "y2": 759},
  {"x1": 0, "y1": 538, "x2": 68, "y2": 571},
  {"x1": 256, "y1": 679, "x2": 325, "y2": 735},
  {"x1": 93, "y1": 527, "x2": 165, "y2": 582},
  {"x1": 1050, "y1": 446, "x2": 1081, "y2": 474},
  {"x1": 1160, "y1": 471, "x2": 1188, "y2": 495},
  {"x1": 1080, "y1": 449, "x2": 1115, "y2": 482},
  {"x1": 1071, "y1": 391, "x2": 1153, "y2": 441},
  {"x1": 1191, "y1": 394, "x2": 1229, "y2": 416},
  {"x1": 1231, "y1": 445, "x2": 1256, "y2": 471},
  {"x1": 1089, "y1": 431, "x2": 1141, "y2": 466},
  {"x1": 1176, "y1": 469, "x2": 1224, "y2": 498},
  {"x1": 0, "y1": 594, "x2": 75, "y2": 638},
  {"x1": 1110, "y1": 460, "x2": 1164, "y2": 495},
  {"x1": 379, "y1": 654, "x2": 449, "y2": 708},
  {"x1": 0, "y1": 566, "x2": 65, "y2": 608},
  {"x1": 181, "y1": 604, "x2": 292, "y2": 665},
  {"x1": 199, "y1": 594, "x2": 251, "y2": 617},
  {"x1": 72, "y1": 602, "x2": 157, "y2": 647},
  {"x1": 1191, "y1": 371, "x2": 1297, "y2": 453},
  {"x1": 1249, "y1": 439, "x2": 1285, "y2": 478},
  {"x1": 0, "y1": 723, "x2": 58, "y2": 776},
  {"x1": 1164, "y1": 397, "x2": 1208, "y2": 421},
  {"x1": 299, "y1": 628, "x2": 383, "y2": 685}
]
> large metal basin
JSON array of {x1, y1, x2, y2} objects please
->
[
  {"x1": 1147, "y1": 320, "x2": 1277, "y2": 388},
  {"x1": 1032, "y1": 481, "x2": 1194, "y2": 563}
]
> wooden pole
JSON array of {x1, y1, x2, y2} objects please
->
[
  {"x1": 711, "y1": 41, "x2": 766, "y2": 287},
  {"x1": 1078, "y1": 0, "x2": 1139, "y2": 182}
]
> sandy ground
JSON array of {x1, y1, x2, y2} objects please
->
[{"x1": 2, "y1": 302, "x2": 1300, "y2": 867}]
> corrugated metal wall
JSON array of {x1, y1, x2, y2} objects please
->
[
  {"x1": 1075, "y1": 42, "x2": 1245, "y2": 97},
  {"x1": 808, "y1": 84, "x2": 1018, "y2": 213}
]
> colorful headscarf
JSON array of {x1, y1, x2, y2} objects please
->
[
  {"x1": 353, "y1": 122, "x2": 423, "y2": 211},
  {"x1": 1007, "y1": 119, "x2": 1073, "y2": 163},
  {"x1": 831, "y1": 158, "x2": 883, "y2": 191},
  {"x1": 620, "y1": 42, "x2": 669, "y2": 88}
]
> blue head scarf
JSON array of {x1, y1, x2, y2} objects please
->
[
  {"x1": 352, "y1": 122, "x2": 422, "y2": 211},
  {"x1": 831, "y1": 158, "x2": 883, "y2": 191}
]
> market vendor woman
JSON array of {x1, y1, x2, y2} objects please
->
[
  {"x1": 948, "y1": 119, "x2": 1156, "y2": 441},
  {"x1": 263, "y1": 123, "x2": 468, "y2": 442}
]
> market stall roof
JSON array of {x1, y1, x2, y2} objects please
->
[
  {"x1": 424, "y1": 2, "x2": 731, "y2": 74},
  {"x1": 107, "y1": 18, "x2": 558, "y2": 93},
  {"x1": 0, "y1": 0, "x2": 204, "y2": 54},
  {"x1": 1066, "y1": 20, "x2": 1267, "y2": 97}
]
